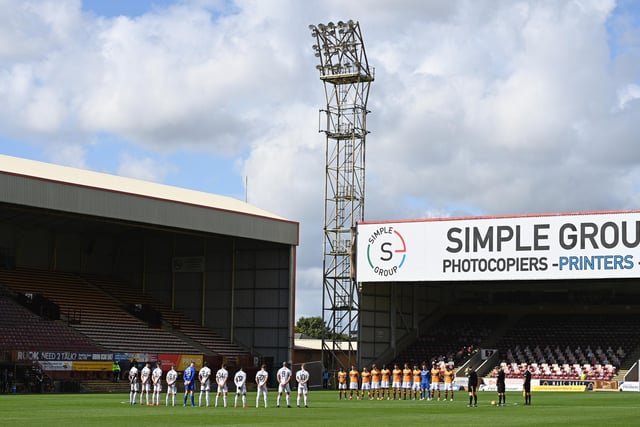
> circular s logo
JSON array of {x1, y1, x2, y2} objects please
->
[{"x1": 366, "y1": 226, "x2": 406, "y2": 277}]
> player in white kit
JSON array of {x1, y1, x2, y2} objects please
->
[
  {"x1": 165, "y1": 364, "x2": 178, "y2": 406},
  {"x1": 276, "y1": 361, "x2": 292, "y2": 408},
  {"x1": 128, "y1": 361, "x2": 139, "y2": 405},
  {"x1": 215, "y1": 363, "x2": 229, "y2": 408},
  {"x1": 295, "y1": 364, "x2": 310, "y2": 408},
  {"x1": 255, "y1": 364, "x2": 269, "y2": 408},
  {"x1": 234, "y1": 366, "x2": 248, "y2": 408},
  {"x1": 140, "y1": 362, "x2": 151, "y2": 406},
  {"x1": 198, "y1": 361, "x2": 212, "y2": 407},
  {"x1": 151, "y1": 362, "x2": 163, "y2": 406}
]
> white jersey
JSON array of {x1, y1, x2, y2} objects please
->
[
  {"x1": 277, "y1": 367, "x2": 292, "y2": 385},
  {"x1": 166, "y1": 368, "x2": 178, "y2": 394},
  {"x1": 166, "y1": 369, "x2": 178, "y2": 385},
  {"x1": 234, "y1": 370, "x2": 247, "y2": 393},
  {"x1": 216, "y1": 368, "x2": 229, "y2": 392},
  {"x1": 296, "y1": 369, "x2": 309, "y2": 393},
  {"x1": 234, "y1": 370, "x2": 247, "y2": 387},
  {"x1": 296, "y1": 369, "x2": 309, "y2": 385},
  {"x1": 199, "y1": 366, "x2": 212, "y2": 383},
  {"x1": 141, "y1": 366, "x2": 151, "y2": 384},
  {"x1": 152, "y1": 367, "x2": 163, "y2": 384},
  {"x1": 255, "y1": 369, "x2": 269, "y2": 388},
  {"x1": 129, "y1": 366, "x2": 139, "y2": 384}
]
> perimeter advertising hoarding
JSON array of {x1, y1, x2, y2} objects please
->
[{"x1": 356, "y1": 211, "x2": 640, "y2": 282}]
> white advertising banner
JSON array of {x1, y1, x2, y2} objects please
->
[{"x1": 356, "y1": 211, "x2": 640, "y2": 282}]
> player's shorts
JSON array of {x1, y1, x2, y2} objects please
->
[
  {"x1": 184, "y1": 381, "x2": 195, "y2": 392},
  {"x1": 371, "y1": 381, "x2": 380, "y2": 390},
  {"x1": 402, "y1": 381, "x2": 412, "y2": 390},
  {"x1": 422, "y1": 382, "x2": 430, "y2": 391},
  {"x1": 380, "y1": 380, "x2": 389, "y2": 389},
  {"x1": 257, "y1": 385, "x2": 268, "y2": 395},
  {"x1": 200, "y1": 380, "x2": 210, "y2": 391},
  {"x1": 154, "y1": 383, "x2": 162, "y2": 393},
  {"x1": 167, "y1": 384, "x2": 177, "y2": 394},
  {"x1": 430, "y1": 382, "x2": 440, "y2": 391},
  {"x1": 130, "y1": 381, "x2": 139, "y2": 392},
  {"x1": 278, "y1": 383, "x2": 291, "y2": 393},
  {"x1": 412, "y1": 382, "x2": 421, "y2": 391},
  {"x1": 392, "y1": 381, "x2": 401, "y2": 389},
  {"x1": 523, "y1": 382, "x2": 531, "y2": 393},
  {"x1": 217, "y1": 384, "x2": 228, "y2": 393},
  {"x1": 297, "y1": 384, "x2": 308, "y2": 394},
  {"x1": 142, "y1": 382, "x2": 151, "y2": 392},
  {"x1": 349, "y1": 382, "x2": 359, "y2": 390},
  {"x1": 361, "y1": 383, "x2": 371, "y2": 390},
  {"x1": 236, "y1": 384, "x2": 247, "y2": 394},
  {"x1": 497, "y1": 383, "x2": 505, "y2": 393},
  {"x1": 338, "y1": 382, "x2": 347, "y2": 390},
  {"x1": 468, "y1": 384, "x2": 477, "y2": 393},
  {"x1": 444, "y1": 382, "x2": 453, "y2": 391}
]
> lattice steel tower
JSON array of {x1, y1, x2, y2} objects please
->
[{"x1": 309, "y1": 20, "x2": 374, "y2": 368}]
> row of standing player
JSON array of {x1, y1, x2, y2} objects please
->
[
  {"x1": 127, "y1": 361, "x2": 311, "y2": 408},
  {"x1": 336, "y1": 361, "x2": 457, "y2": 401}
]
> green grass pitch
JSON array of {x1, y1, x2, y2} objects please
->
[{"x1": 1, "y1": 390, "x2": 640, "y2": 426}]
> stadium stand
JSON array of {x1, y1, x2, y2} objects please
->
[
  {"x1": 0, "y1": 268, "x2": 203, "y2": 354},
  {"x1": 390, "y1": 314, "x2": 506, "y2": 366},
  {"x1": 490, "y1": 313, "x2": 640, "y2": 380},
  {"x1": 0, "y1": 293, "x2": 103, "y2": 353},
  {"x1": 82, "y1": 274, "x2": 252, "y2": 359}
]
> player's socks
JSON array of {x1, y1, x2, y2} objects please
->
[
  {"x1": 224, "y1": 395, "x2": 227, "y2": 407},
  {"x1": 191, "y1": 395, "x2": 195, "y2": 406},
  {"x1": 199, "y1": 392, "x2": 203, "y2": 406}
]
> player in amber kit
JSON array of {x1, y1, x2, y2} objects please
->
[
  {"x1": 430, "y1": 362, "x2": 442, "y2": 401},
  {"x1": 411, "y1": 364, "x2": 422, "y2": 400},
  {"x1": 401, "y1": 363, "x2": 412, "y2": 400},
  {"x1": 380, "y1": 364, "x2": 391, "y2": 400},
  {"x1": 337, "y1": 367, "x2": 348, "y2": 400},
  {"x1": 348, "y1": 365, "x2": 360, "y2": 400},
  {"x1": 360, "y1": 367, "x2": 371, "y2": 400},
  {"x1": 370, "y1": 364, "x2": 381, "y2": 400},
  {"x1": 443, "y1": 363, "x2": 455, "y2": 401},
  {"x1": 391, "y1": 364, "x2": 402, "y2": 400}
]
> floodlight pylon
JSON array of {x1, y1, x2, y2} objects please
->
[{"x1": 309, "y1": 20, "x2": 374, "y2": 369}]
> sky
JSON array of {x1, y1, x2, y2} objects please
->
[{"x1": 1, "y1": 0, "x2": 640, "y2": 320}]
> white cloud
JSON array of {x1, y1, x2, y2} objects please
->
[{"x1": 117, "y1": 152, "x2": 174, "y2": 182}]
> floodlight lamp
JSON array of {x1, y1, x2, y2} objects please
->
[
  {"x1": 328, "y1": 22, "x2": 335, "y2": 28},
  {"x1": 308, "y1": 24, "x2": 316, "y2": 30},
  {"x1": 347, "y1": 20, "x2": 354, "y2": 27},
  {"x1": 318, "y1": 23, "x2": 326, "y2": 30},
  {"x1": 337, "y1": 21, "x2": 344, "y2": 27}
]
